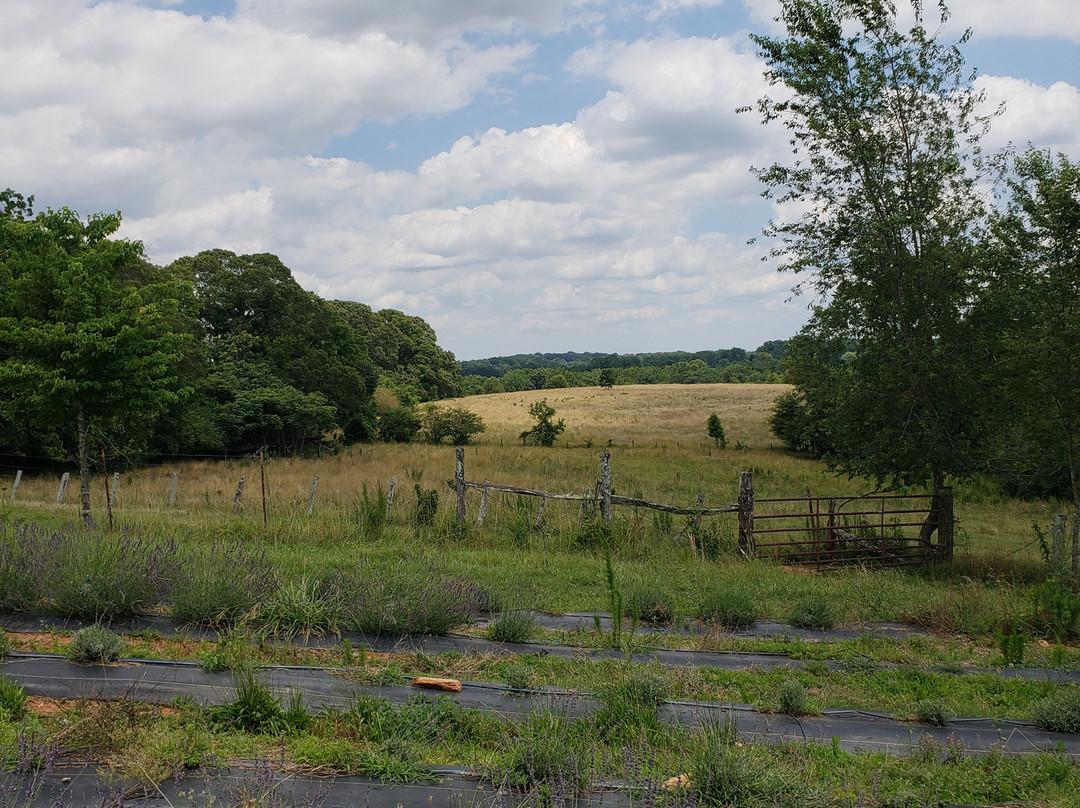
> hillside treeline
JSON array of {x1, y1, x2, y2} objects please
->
[
  {"x1": 458, "y1": 342, "x2": 788, "y2": 394},
  {"x1": 0, "y1": 195, "x2": 460, "y2": 472}
]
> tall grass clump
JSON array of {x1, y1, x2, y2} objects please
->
[
  {"x1": 595, "y1": 666, "x2": 669, "y2": 739},
  {"x1": 495, "y1": 710, "x2": 593, "y2": 803},
  {"x1": 0, "y1": 677, "x2": 27, "y2": 720},
  {"x1": 697, "y1": 586, "x2": 757, "y2": 630},
  {"x1": 0, "y1": 523, "x2": 45, "y2": 612},
  {"x1": 51, "y1": 526, "x2": 179, "y2": 620},
  {"x1": 487, "y1": 609, "x2": 537, "y2": 644},
  {"x1": 353, "y1": 483, "x2": 388, "y2": 541},
  {"x1": 621, "y1": 580, "x2": 677, "y2": 625},
  {"x1": 260, "y1": 575, "x2": 343, "y2": 638},
  {"x1": 336, "y1": 561, "x2": 484, "y2": 636},
  {"x1": 690, "y1": 720, "x2": 797, "y2": 807},
  {"x1": 788, "y1": 594, "x2": 837, "y2": 630},
  {"x1": 170, "y1": 542, "x2": 278, "y2": 627},
  {"x1": 1031, "y1": 687, "x2": 1080, "y2": 734}
]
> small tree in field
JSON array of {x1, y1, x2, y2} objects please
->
[
  {"x1": 707, "y1": 413, "x2": 727, "y2": 448},
  {"x1": 520, "y1": 399, "x2": 566, "y2": 447},
  {"x1": 420, "y1": 405, "x2": 485, "y2": 446}
]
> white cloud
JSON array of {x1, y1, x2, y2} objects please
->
[{"x1": 979, "y1": 75, "x2": 1080, "y2": 154}]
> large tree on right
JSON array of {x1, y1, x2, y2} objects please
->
[{"x1": 752, "y1": 0, "x2": 994, "y2": 523}]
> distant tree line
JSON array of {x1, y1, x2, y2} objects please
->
[{"x1": 458, "y1": 342, "x2": 789, "y2": 394}]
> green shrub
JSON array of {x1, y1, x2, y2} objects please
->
[
  {"x1": 260, "y1": 576, "x2": 342, "y2": 638},
  {"x1": 487, "y1": 610, "x2": 536, "y2": 644},
  {"x1": 777, "y1": 679, "x2": 812, "y2": 717},
  {"x1": 914, "y1": 698, "x2": 953, "y2": 727},
  {"x1": 497, "y1": 710, "x2": 592, "y2": 798},
  {"x1": 212, "y1": 669, "x2": 308, "y2": 735},
  {"x1": 68, "y1": 625, "x2": 123, "y2": 663},
  {"x1": 504, "y1": 660, "x2": 536, "y2": 692},
  {"x1": 52, "y1": 530, "x2": 178, "y2": 620},
  {"x1": 1031, "y1": 687, "x2": 1080, "y2": 733},
  {"x1": 622, "y1": 581, "x2": 677, "y2": 625},
  {"x1": 698, "y1": 587, "x2": 757, "y2": 629},
  {"x1": 1030, "y1": 582, "x2": 1080, "y2": 641},
  {"x1": 0, "y1": 676, "x2": 27, "y2": 720},
  {"x1": 789, "y1": 594, "x2": 837, "y2": 630},
  {"x1": 691, "y1": 720, "x2": 790, "y2": 807},
  {"x1": 170, "y1": 542, "x2": 278, "y2": 627},
  {"x1": 595, "y1": 667, "x2": 669, "y2": 738}
]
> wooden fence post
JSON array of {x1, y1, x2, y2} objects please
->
[
  {"x1": 599, "y1": 453, "x2": 612, "y2": 526},
  {"x1": 455, "y1": 447, "x2": 466, "y2": 525},
  {"x1": 57, "y1": 472, "x2": 70, "y2": 505},
  {"x1": 477, "y1": 483, "x2": 490, "y2": 526},
  {"x1": 169, "y1": 472, "x2": 179, "y2": 508},
  {"x1": 534, "y1": 498, "x2": 547, "y2": 530},
  {"x1": 307, "y1": 475, "x2": 319, "y2": 516},
  {"x1": 737, "y1": 471, "x2": 754, "y2": 557},
  {"x1": 10, "y1": 470, "x2": 21, "y2": 502},
  {"x1": 386, "y1": 478, "x2": 395, "y2": 523},
  {"x1": 937, "y1": 486, "x2": 954, "y2": 561},
  {"x1": 1051, "y1": 513, "x2": 1067, "y2": 579},
  {"x1": 110, "y1": 472, "x2": 119, "y2": 509},
  {"x1": 259, "y1": 451, "x2": 268, "y2": 531},
  {"x1": 231, "y1": 477, "x2": 245, "y2": 513}
]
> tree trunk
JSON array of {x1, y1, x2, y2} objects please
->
[
  {"x1": 76, "y1": 401, "x2": 93, "y2": 525},
  {"x1": 918, "y1": 468, "x2": 946, "y2": 548}
]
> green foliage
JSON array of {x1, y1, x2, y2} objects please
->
[
  {"x1": 413, "y1": 482, "x2": 439, "y2": 526},
  {"x1": 1031, "y1": 687, "x2": 1080, "y2": 734},
  {"x1": 751, "y1": 0, "x2": 993, "y2": 495},
  {"x1": 354, "y1": 483, "x2": 388, "y2": 539},
  {"x1": 996, "y1": 618, "x2": 1027, "y2": 666},
  {"x1": 706, "y1": 412, "x2": 727, "y2": 448},
  {"x1": 170, "y1": 542, "x2": 277, "y2": 627},
  {"x1": 691, "y1": 720, "x2": 791, "y2": 807},
  {"x1": 0, "y1": 206, "x2": 190, "y2": 521},
  {"x1": 377, "y1": 406, "x2": 419, "y2": 442},
  {"x1": 698, "y1": 587, "x2": 757, "y2": 630},
  {"x1": 496, "y1": 710, "x2": 593, "y2": 798},
  {"x1": 621, "y1": 580, "x2": 677, "y2": 625},
  {"x1": 788, "y1": 594, "x2": 837, "y2": 630},
  {"x1": 768, "y1": 389, "x2": 827, "y2": 455},
  {"x1": 597, "y1": 368, "x2": 616, "y2": 388},
  {"x1": 68, "y1": 625, "x2": 123, "y2": 663},
  {"x1": 777, "y1": 679, "x2": 812, "y2": 717},
  {"x1": 487, "y1": 610, "x2": 537, "y2": 644},
  {"x1": 0, "y1": 677, "x2": 26, "y2": 721},
  {"x1": 420, "y1": 404, "x2": 486, "y2": 445},
  {"x1": 212, "y1": 668, "x2": 309, "y2": 735},
  {"x1": 595, "y1": 667, "x2": 669, "y2": 738},
  {"x1": 260, "y1": 576, "x2": 341, "y2": 638},
  {"x1": 1029, "y1": 582, "x2": 1080, "y2": 641},
  {"x1": 914, "y1": 698, "x2": 954, "y2": 727},
  {"x1": 520, "y1": 399, "x2": 565, "y2": 447}
]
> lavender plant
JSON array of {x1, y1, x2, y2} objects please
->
[{"x1": 171, "y1": 541, "x2": 278, "y2": 626}]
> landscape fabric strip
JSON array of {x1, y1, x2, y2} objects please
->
[
  {"x1": 2, "y1": 655, "x2": 1079, "y2": 759},
  {"x1": 4, "y1": 612, "x2": 1079, "y2": 686}
]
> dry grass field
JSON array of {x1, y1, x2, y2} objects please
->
[{"x1": 1, "y1": 382, "x2": 1058, "y2": 565}]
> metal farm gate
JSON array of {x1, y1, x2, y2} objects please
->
[{"x1": 743, "y1": 488, "x2": 954, "y2": 568}]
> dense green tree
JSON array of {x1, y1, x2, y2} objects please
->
[
  {"x1": 706, "y1": 413, "x2": 727, "y2": 448},
  {"x1": 988, "y1": 149, "x2": 1080, "y2": 555},
  {"x1": 750, "y1": 0, "x2": 992, "y2": 516},
  {"x1": 420, "y1": 405, "x2": 486, "y2": 446},
  {"x1": 169, "y1": 250, "x2": 378, "y2": 452},
  {"x1": 597, "y1": 368, "x2": 616, "y2": 388},
  {"x1": 0, "y1": 207, "x2": 189, "y2": 521},
  {"x1": 520, "y1": 399, "x2": 566, "y2": 447}
]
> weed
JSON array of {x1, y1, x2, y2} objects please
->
[
  {"x1": 777, "y1": 679, "x2": 812, "y2": 717},
  {"x1": 68, "y1": 624, "x2": 123, "y2": 663},
  {"x1": 1031, "y1": 687, "x2": 1080, "y2": 733},
  {"x1": 789, "y1": 594, "x2": 837, "y2": 630},
  {"x1": 0, "y1": 677, "x2": 27, "y2": 720},
  {"x1": 354, "y1": 482, "x2": 387, "y2": 540},
  {"x1": 260, "y1": 575, "x2": 342, "y2": 638},
  {"x1": 212, "y1": 668, "x2": 308, "y2": 735},
  {"x1": 690, "y1": 719, "x2": 793, "y2": 807},
  {"x1": 996, "y1": 617, "x2": 1026, "y2": 666},
  {"x1": 914, "y1": 698, "x2": 954, "y2": 727},
  {"x1": 698, "y1": 586, "x2": 757, "y2": 629},
  {"x1": 1029, "y1": 581, "x2": 1080, "y2": 641},
  {"x1": 488, "y1": 609, "x2": 537, "y2": 644},
  {"x1": 622, "y1": 580, "x2": 677, "y2": 625},
  {"x1": 596, "y1": 666, "x2": 669, "y2": 738}
]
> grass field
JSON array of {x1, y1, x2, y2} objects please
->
[{"x1": 3, "y1": 383, "x2": 1080, "y2": 806}]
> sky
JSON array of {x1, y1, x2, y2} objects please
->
[{"x1": 2, "y1": 1, "x2": 1079, "y2": 360}]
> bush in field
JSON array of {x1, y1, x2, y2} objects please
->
[
  {"x1": 52, "y1": 527, "x2": 179, "y2": 620},
  {"x1": 698, "y1": 587, "x2": 757, "y2": 630},
  {"x1": 170, "y1": 542, "x2": 278, "y2": 626},
  {"x1": 789, "y1": 594, "x2": 837, "y2": 630},
  {"x1": 487, "y1": 610, "x2": 536, "y2": 644},
  {"x1": 68, "y1": 625, "x2": 123, "y2": 663},
  {"x1": 1031, "y1": 687, "x2": 1080, "y2": 733},
  {"x1": 336, "y1": 562, "x2": 484, "y2": 636},
  {"x1": 420, "y1": 405, "x2": 486, "y2": 446},
  {"x1": 622, "y1": 581, "x2": 677, "y2": 625},
  {"x1": 519, "y1": 399, "x2": 565, "y2": 447}
]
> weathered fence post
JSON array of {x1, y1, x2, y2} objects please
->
[
  {"x1": 937, "y1": 487, "x2": 954, "y2": 561},
  {"x1": 477, "y1": 483, "x2": 490, "y2": 527},
  {"x1": 307, "y1": 475, "x2": 319, "y2": 516},
  {"x1": 101, "y1": 449, "x2": 113, "y2": 530},
  {"x1": 56, "y1": 472, "x2": 70, "y2": 505},
  {"x1": 231, "y1": 477, "x2": 245, "y2": 513},
  {"x1": 737, "y1": 471, "x2": 754, "y2": 557},
  {"x1": 169, "y1": 472, "x2": 179, "y2": 508},
  {"x1": 455, "y1": 447, "x2": 466, "y2": 525},
  {"x1": 259, "y1": 451, "x2": 268, "y2": 531},
  {"x1": 10, "y1": 470, "x2": 21, "y2": 502},
  {"x1": 690, "y1": 492, "x2": 705, "y2": 558},
  {"x1": 109, "y1": 472, "x2": 119, "y2": 509},
  {"x1": 534, "y1": 498, "x2": 547, "y2": 530},
  {"x1": 599, "y1": 453, "x2": 612, "y2": 526},
  {"x1": 386, "y1": 478, "x2": 396, "y2": 523}
]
